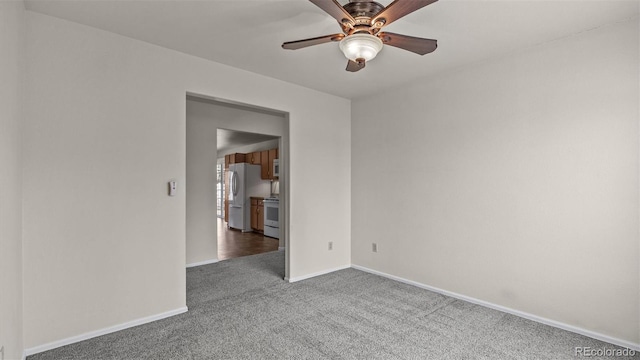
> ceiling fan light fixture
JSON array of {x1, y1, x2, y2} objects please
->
[
  {"x1": 339, "y1": 33, "x2": 383, "y2": 62},
  {"x1": 282, "y1": 0, "x2": 439, "y2": 72}
]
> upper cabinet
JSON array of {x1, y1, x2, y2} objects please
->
[
  {"x1": 224, "y1": 149, "x2": 278, "y2": 180},
  {"x1": 261, "y1": 148, "x2": 278, "y2": 180},
  {"x1": 225, "y1": 153, "x2": 246, "y2": 167},
  {"x1": 247, "y1": 151, "x2": 261, "y2": 165}
]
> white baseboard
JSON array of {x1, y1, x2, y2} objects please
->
[
  {"x1": 22, "y1": 262, "x2": 638, "y2": 356},
  {"x1": 186, "y1": 258, "x2": 219, "y2": 268},
  {"x1": 285, "y1": 264, "x2": 350, "y2": 283},
  {"x1": 24, "y1": 306, "x2": 188, "y2": 357},
  {"x1": 351, "y1": 264, "x2": 640, "y2": 352}
]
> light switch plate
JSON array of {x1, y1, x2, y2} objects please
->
[{"x1": 168, "y1": 181, "x2": 177, "y2": 196}]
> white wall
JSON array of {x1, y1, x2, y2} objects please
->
[
  {"x1": 352, "y1": 19, "x2": 639, "y2": 344},
  {"x1": 186, "y1": 99, "x2": 285, "y2": 265},
  {"x1": 0, "y1": 2, "x2": 24, "y2": 359},
  {"x1": 24, "y1": 11, "x2": 350, "y2": 350}
]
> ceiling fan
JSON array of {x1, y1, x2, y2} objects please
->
[{"x1": 282, "y1": 0, "x2": 438, "y2": 72}]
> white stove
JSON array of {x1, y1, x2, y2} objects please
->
[{"x1": 263, "y1": 197, "x2": 279, "y2": 239}]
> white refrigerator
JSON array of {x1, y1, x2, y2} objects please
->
[{"x1": 228, "y1": 163, "x2": 269, "y2": 232}]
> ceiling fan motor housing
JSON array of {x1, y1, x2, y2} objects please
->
[{"x1": 343, "y1": 0, "x2": 386, "y2": 31}]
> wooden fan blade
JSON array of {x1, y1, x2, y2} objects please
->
[
  {"x1": 346, "y1": 59, "x2": 365, "y2": 72},
  {"x1": 282, "y1": 33, "x2": 345, "y2": 50},
  {"x1": 378, "y1": 32, "x2": 437, "y2": 55},
  {"x1": 309, "y1": 0, "x2": 355, "y2": 25},
  {"x1": 372, "y1": 0, "x2": 438, "y2": 27}
]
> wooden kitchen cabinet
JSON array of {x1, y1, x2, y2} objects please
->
[
  {"x1": 260, "y1": 148, "x2": 279, "y2": 180},
  {"x1": 226, "y1": 153, "x2": 246, "y2": 166},
  {"x1": 225, "y1": 150, "x2": 276, "y2": 179},
  {"x1": 247, "y1": 151, "x2": 261, "y2": 165},
  {"x1": 250, "y1": 197, "x2": 264, "y2": 232}
]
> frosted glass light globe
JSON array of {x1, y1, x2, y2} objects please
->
[{"x1": 339, "y1": 33, "x2": 383, "y2": 62}]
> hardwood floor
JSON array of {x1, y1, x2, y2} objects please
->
[{"x1": 217, "y1": 218, "x2": 279, "y2": 260}]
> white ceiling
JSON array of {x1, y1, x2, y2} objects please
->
[
  {"x1": 24, "y1": 0, "x2": 639, "y2": 99},
  {"x1": 217, "y1": 128, "x2": 279, "y2": 155}
]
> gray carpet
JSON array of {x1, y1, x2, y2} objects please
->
[{"x1": 29, "y1": 250, "x2": 636, "y2": 359}]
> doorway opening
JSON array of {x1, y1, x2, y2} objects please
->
[{"x1": 186, "y1": 94, "x2": 289, "y2": 276}]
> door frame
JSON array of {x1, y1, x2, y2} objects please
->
[{"x1": 185, "y1": 92, "x2": 290, "y2": 279}]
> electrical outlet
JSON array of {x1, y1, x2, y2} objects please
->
[
  {"x1": 372, "y1": 243, "x2": 377, "y2": 252},
  {"x1": 328, "y1": 241, "x2": 333, "y2": 250}
]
